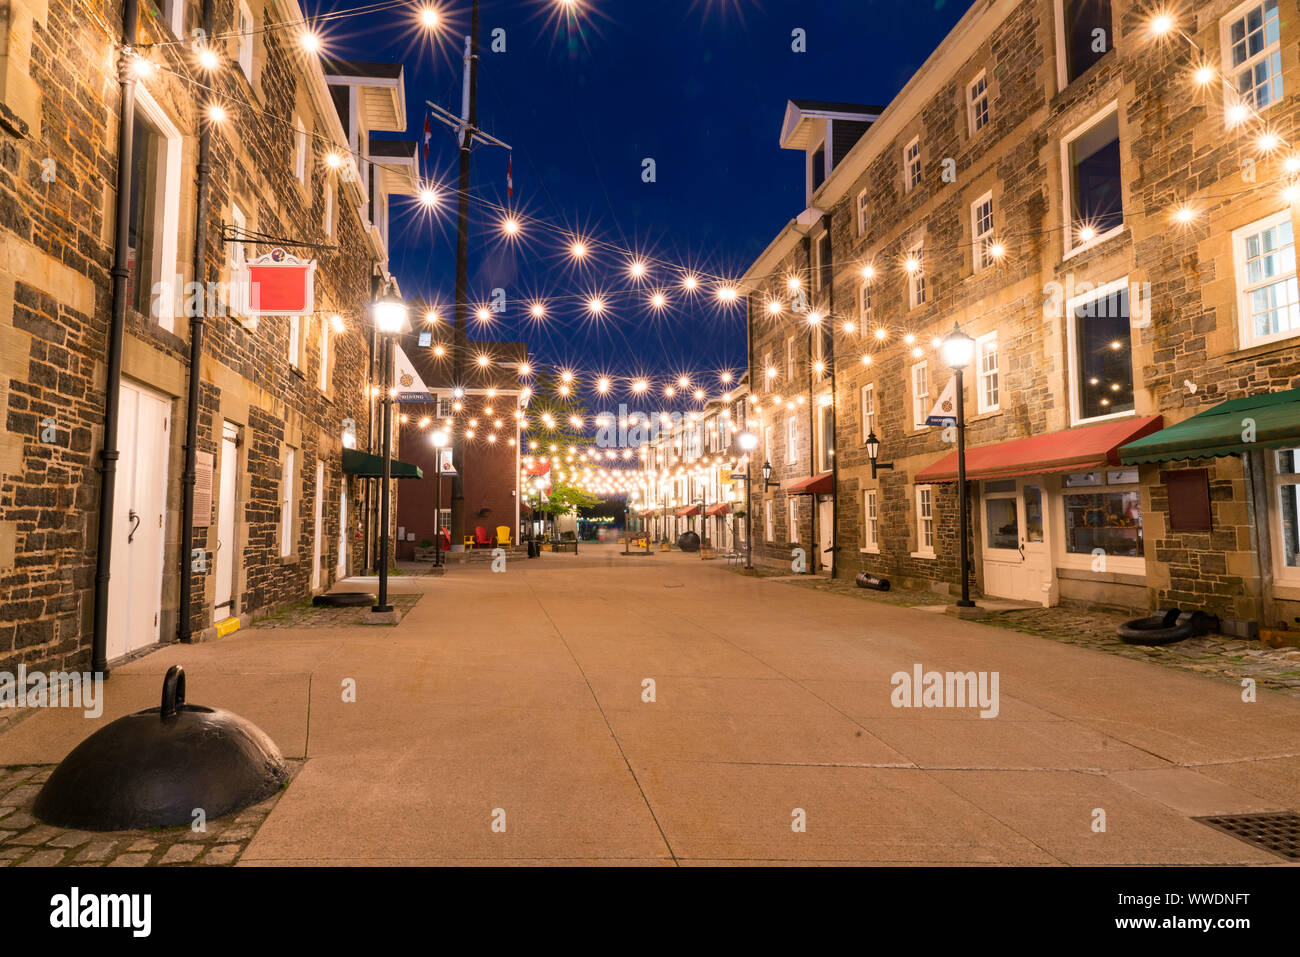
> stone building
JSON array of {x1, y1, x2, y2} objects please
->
[
  {"x1": 0, "y1": 0, "x2": 416, "y2": 675},
  {"x1": 744, "y1": 0, "x2": 1300, "y2": 637}
]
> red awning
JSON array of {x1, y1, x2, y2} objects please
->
[
  {"x1": 523, "y1": 461, "x2": 550, "y2": 477},
  {"x1": 674, "y1": 505, "x2": 699, "y2": 517},
  {"x1": 706, "y1": 502, "x2": 732, "y2": 516},
  {"x1": 638, "y1": 509, "x2": 656, "y2": 518},
  {"x1": 913, "y1": 416, "x2": 1163, "y2": 484},
  {"x1": 787, "y1": 472, "x2": 833, "y2": 496}
]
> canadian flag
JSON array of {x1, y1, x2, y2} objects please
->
[
  {"x1": 423, "y1": 112, "x2": 432, "y2": 160},
  {"x1": 507, "y1": 154, "x2": 513, "y2": 198}
]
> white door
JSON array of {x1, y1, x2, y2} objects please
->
[
  {"x1": 337, "y1": 485, "x2": 347, "y2": 579},
  {"x1": 980, "y1": 479, "x2": 1053, "y2": 606},
  {"x1": 106, "y1": 381, "x2": 169, "y2": 660},
  {"x1": 818, "y1": 496, "x2": 834, "y2": 571},
  {"x1": 213, "y1": 422, "x2": 238, "y2": 622},
  {"x1": 311, "y1": 459, "x2": 324, "y2": 589}
]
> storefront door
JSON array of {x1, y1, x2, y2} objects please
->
[{"x1": 980, "y1": 479, "x2": 1054, "y2": 606}]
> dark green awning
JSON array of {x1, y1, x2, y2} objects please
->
[
  {"x1": 1119, "y1": 388, "x2": 1300, "y2": 464},
  {"x1": 341, "y1": 448, "x2": 423, "y2": 479}
]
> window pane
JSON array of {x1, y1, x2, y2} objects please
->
[
  {"x1": 1070, "y1": 112, "x2": 1122, "y2": 236},
  {"x1": 1065, "y1": 0, "x2": 1112, "y2": 81},
  {"x1": 1280, "y1": 481, "x2": 1300, "y2": 568},
  {"x1": 1074, "y1": 287, "x2": 1133, "y2": 419},
  {"x1": 127, "y1": 113, "x2": 163, "y2": 317},
  {"x1": 986, "y1": 497, "x2": 1019, "y2": 549},
  {"x1": 1023, "y1": 486, "x2": 1044, "y2": 542},
  {"x1": 1064, "y1": 491, "x2": 1142, "y2": 557},
  {"x1": 1278, "y1": 448, "x2": 1300, "y2": 475}
]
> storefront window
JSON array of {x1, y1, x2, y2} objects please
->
[
  {"x1": 986, "y1": 497, "x2": 1018, "y2": 550},
  {"x1": 1064, "y1": 490, "x2": 1143, "y2": 557},
  {"x1": 1024, "y1": 485, "x2": 1044, "y2": 542},
  {"x1": 1277, "y1": 449, "x2": 1300, "y2": 569}
]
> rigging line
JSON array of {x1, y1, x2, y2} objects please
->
[{"x1": 139, "y1": 0, "x2": 418, "y2": 49}]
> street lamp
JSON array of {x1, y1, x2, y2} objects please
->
[
  {"x1": 371, "y1": 283, "x2": 409, "y2": 615},
  {"x1": 430, "y1": 429, "x2": 449, "y2": 567},
  {"x1": 737, "y1": 430, "x2": 759, "y2": 569},
  {"x1": 865, "y1": 431, "x2": 894, "y2": 479},
  {"x1": 941, "y1": 321, "x2": 977, "y2": 609}
]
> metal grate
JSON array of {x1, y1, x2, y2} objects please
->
[{"x1": 1195, "y1": 812, "x2": 1300, "y2": 861}]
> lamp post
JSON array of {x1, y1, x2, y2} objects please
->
[
  {"x1": 371, "y1": 284, "x2": 409, "y2": 615},
  {"x1": 430, "y1": 429, "x2": 449, "y2": 567},
  {"x1": 865, "y1": 431, "x2": 894, "y2": 480},
  {"x1": 941, "y1": 321, "x2": 977, "y2": 609},
  {"x1": 533, "y1": 477, "x2": 546, "y2": 541},
  {"x1": 737, "y1": 430, "x2": 759, "y2": 569}
]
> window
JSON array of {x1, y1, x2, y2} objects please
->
[
  {"x1": 810, "y1": 143, "x2": 826, "y2": 193},
  {"x1": 786, "y1": 416, "x2": 798, "y2": 464},
  {"x1": 125, "y1": 91, "x2": 182, "y2": 327},
  {"x1": 1065, "y1": 107, "x2": 1122, "y2": 252},
  {"x1": 967, "y1": 71, "x2": 990, "y2": 135},
  {"x1": 976, "y1": 332, "x2": 999, "y2": 412},
  {"x1": 911, "y1": 361, "x2": 930, "y2": 429},
  {"x1": 815, "y1": 399, "x2": 833, "y2": 474},
  {"x1": 288, "y1": 315, "x2": 301, "y2": 367},
  {"x1": 863, "y1": 490, "x2": 879, "y2": 551},
  {"x1": 318, "y1": 317, "x2": 329, "y2": 391},
  {"x1": 786, "y1": 336, "x2": 796, "y2": 379},
  {"x1": 280, "y1": 447, "x2": 296, "y2": 557},
  {"x1": 788, "y1": 498, "x2": 798, "y2": 544},
  {"x1": 985, "y1": 492, "x2": 1019, "y2": 550},
  {"x1": 294, "y1": 116, "x2": 308, "y2": 184},
  {"x1": 856, "y1": 189, "x2": 870, "y2": 235},
  {"x1": 228, "y1": 202, "x2": 246, "y2": 316},
  {"x1": 915, "y1": 485, "x2": 935, "y2": 556},
  {"x1": 971, "y1": 193, "x2": 995, "y2": 272},
  {"x1": 1060, "y1": 0, "x2": 1113, "y2": 84},
  {"x1": 163, "y1": 0, "x2": 185, "y2": 35},
  {"x1": 1272, "y1": 448, "x2": 1300, "y2": 583},
  {"x1": 765, "y1": 499, "x2": 774, "y2": 541},
  {"x1": 764, "y1": 425, "x2": 774, "y2": 461},
  {"x1": 237, "y1": 1, "x2": 254, "y2": 82},
  {"x1": 324, "y1": 177, "x2": 336, "y2": 237},
  {"x1": 908, "y1": 241, "x2": 926, "y2": 308},
  {"x1": 1223, "y1": 1, "x2": 1283, "y2": 113},
  {"x1": 904, "y1": 137, "x2": 921, "y2": 192},
  {"x1": 858, "y1": 280, "x2": 872, "y2": 322},
  {"x1": 816, "y1": 232, "x2": 832, "y2": 291},
  {"x1": 1064, "y1": 486, "x2": 1142, "y2": 558},
  {"x1": 860, "y1": 383, "x2": 875, "y2": 441},
  {"x1": 1233, "y1": 211, "x2": 1299, "y2": 347},
  {"x1": 763, "y1": 351, "x2": 774, "y2": 391},
  {"x1": 1068, "y1": 280, "x2": 1133, "y2": 422}
]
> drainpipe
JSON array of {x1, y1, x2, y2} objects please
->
[
  {"x1": 178, "y1": 0, "x2": 216, "y2": 644},
  {"x1": 91, "y1": 0, "x2": 141, "y2": 678}
]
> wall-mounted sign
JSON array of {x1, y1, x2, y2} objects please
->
[
  {"x1": 242, "y1": 248, "x2": 316, "y2": 315},
  {"x1": 926, "y1": 376, "x2": 958, "y2": 427},
  {"x1": 437, "y1": 448, "x2": 458, "y2": 477},
  {"x1": 394, "y1": 344, "x2": 435, "y2": 403}
]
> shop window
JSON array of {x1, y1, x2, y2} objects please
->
[
  {"x1": 1064, "y1": 482, "x2": 1142, "y2": 558},
  {"x1": 1069, "y1": 281, "x2": 1133, "y2": 422},
  {"x1": 1167, "y1": 469, "x2": 1211, "y2": 532},
  {"x1": 1060, "y1": 0, "x2": 1112, "y2": 84},
  {"x1": 1064, "y1": 107, "x2": 1122, "y2": 251},
  {"x1": 1222, "y1": 1, "x2": 1283, "y2": 113},
  {"x1": 1273, "y1": 448, "x2": 1300, "y2": 580},
  {"x1": 985, "y1": 495, "x2": 1019, "y2": 550},
  {"x1": 1233, "y1": 211, "x2": 1299, "y2": 348},
  {"x1": 1024, "y1": 485, "x2": 1044, "y2": 542}
]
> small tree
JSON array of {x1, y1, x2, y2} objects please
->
[{"x1": 537, "y1": 481, "x2": 603, "y2": 538}]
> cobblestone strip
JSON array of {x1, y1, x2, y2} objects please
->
[{"x1": 0, "y1": 763, "x2": 300, "y2": 866}]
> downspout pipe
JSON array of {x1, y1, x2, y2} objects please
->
[
  {"x1": 92, "y1": 0, "x2": 141, "y2": 678},
  {"x1": 178, "y1": 0, "x2": 216, "y2": 644}
]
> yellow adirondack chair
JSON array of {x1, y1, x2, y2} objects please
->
[{"x1": 495, "y1": 525, "x2": 512, "y2": 547}]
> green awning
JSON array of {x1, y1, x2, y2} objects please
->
[
  {"x1": 1119, "y1": 388, "x2": 1300, "y2": 464},
  {"x1": 341, "y1": 448, "x2": 424, "y2": 479}
]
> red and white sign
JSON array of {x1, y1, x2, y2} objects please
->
[{"x1": 242, "y1": 248, "x2": 316, "y2": 316}]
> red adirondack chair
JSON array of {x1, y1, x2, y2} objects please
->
[
  {"x1": 439, "y1": 527, "x2": 451, "y2": 551},
  {"x1": 473, "y1": 526, "x2": 492, "y2": 548}
]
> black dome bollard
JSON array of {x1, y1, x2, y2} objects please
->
[{"x1": 34, "y1": 665, "x2": 288, "y2": 831}]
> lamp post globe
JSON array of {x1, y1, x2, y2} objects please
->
[
  {"x1": 941, "y1": 321, "x2": 975, "y2": 370},
  {"x1": 429, "y1": 430, "x2": 449, "y2": 567},
  {"x1": 737, "y1": 430, "x2": 758, "y2": 452}
]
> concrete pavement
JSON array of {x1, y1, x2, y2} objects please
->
[{"x1": 3, "y1": 544, "x2": 1297, "y2": 865}]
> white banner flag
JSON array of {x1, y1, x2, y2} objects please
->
[
  {"x1": 393, "y1": 344, "x2": 434, "y2": 403},
  {"x1": 926, "y1": 376, "x2": 958, "y2": 426}
]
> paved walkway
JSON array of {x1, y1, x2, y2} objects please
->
[{"x1": 3, "y1": 544, "x2": 1299, "y2": 865}]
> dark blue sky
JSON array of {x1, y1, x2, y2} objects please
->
[{"x1": 322, "y1": 0, "x2": 974, "y2": 393}]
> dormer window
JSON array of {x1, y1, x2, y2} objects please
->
[{"x1": 811, "y1": 144, "x2": 826, "y2": 193}]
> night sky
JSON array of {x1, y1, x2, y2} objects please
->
[{"x1": 319, "y1": 0, "x2": 974, "y2": 397}]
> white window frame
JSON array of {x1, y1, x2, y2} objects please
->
[
  {"x1": 764, "y1": 424, "x2": 774, "y2": 461},
  {"x1": 860, "y1": 383, "x2": 875, "y2": 441},
  {"x1": 815, "y1": 397, "x2": 833, "y2": 474},
  {"x1": 1061, "y1": 102, "x2": 1123, "y2": 258},
  {"x1": 788, "y1": 498, "x2": 798, "y2": 544},
  {"x1": 976, "y1": 331, "x2": 1000, "y2": 413},
  {"x1": 1269, "y1": 447, "x2": 1300, "y2": 587},
  {"x1": 318, "y1": 317, "x2": 329, "y2": 391},
  {"x1": 856, "y1": 189, "x2": 870, "y2": 236},
  {"x1": 786, "y1": 335, "x2": 796, "y2": 379},
  {"x1": 131, "y1": 87, "x2": 183, "y2": 332},
  {"x1": 904, "y1": 136, "x2": 921, "y2": 193},
  {"x1": 288, "y1": 314, "x2": 301, "y2": 367},
  {"x1": 913, "y1": 485, "x2": 936, "y2": 558},
  {"x1": 280, "y1": 447, "x2": 296, "y2": 557},
  {"x1": 911, "y1": 360, "x2": 930, "y2": 430},
  {"x1": 1053, "y1": 0, "x2": 1114, "y2": 91},
  {"x1": 237, "y1": 1, "x2": 255, "y2": 82},
  {"x1": 786, "y1": 416, "x2": 798, "y2": 464},
  {"x1": 971, "y1": 191, "x2": 995, "y2": 273},
  {"x1": 862, "y1": 489, "x2": 879, "y2": 552},
  {"x1": 765, "y1": 499, "x2": 774, "y2": 541},
  {"x1": 163, "y1": 0, "x2": 185, "y2": 36},
  {"x1": 967, "y1": 70, "x2": 990, "y2": 135},
  {"x1": 1058, "y1": 470, "x2": 1145, "y2": 576},
  {"x1": 324, "y1": 177, "x2": 336, "y2": 237},
  {"x1": 294, "y1": 116, "x2": 308, "y2": 184},
  {"x1": 1065, "y1": 275, "x2": 1135, "y2": 426},
  {"x1": 1232, "y1": 209, "x2": 1300, "y2": 349},
  {"x1": 908, "y1": 240, "x2": 926, "y2": 309},
  {"x1": 858, "y1": 280, "x2": 872, "y2": 322},
  {"x1": 1220, "y1": 0, "x2": 1284, "y2": 118},
  {"x1": 763, "y1": 350, "x2": 774, "y2": 392}
]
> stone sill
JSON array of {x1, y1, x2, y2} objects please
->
[{"x1": 1056, "y1": 566, "x2": 1145, "y2": 587}]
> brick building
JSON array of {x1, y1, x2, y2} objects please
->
[
  {"x1": 743, "y1": 0, "x2": 1300, "y2": 637},
  {"x1": 0, "y1": 0, "x2": 417, "y2": 674}
]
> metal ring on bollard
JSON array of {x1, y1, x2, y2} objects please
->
[{"x1": 161, "y1": 665, "x2": 186, "y2": 719}]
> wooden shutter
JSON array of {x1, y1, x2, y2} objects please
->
[
  {"x1": 194, "y1": 451, "x2": 215, "y2": 527},
  {"x1": 1166, "y1": 468, "x2": 1211, "y2": 532}
]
